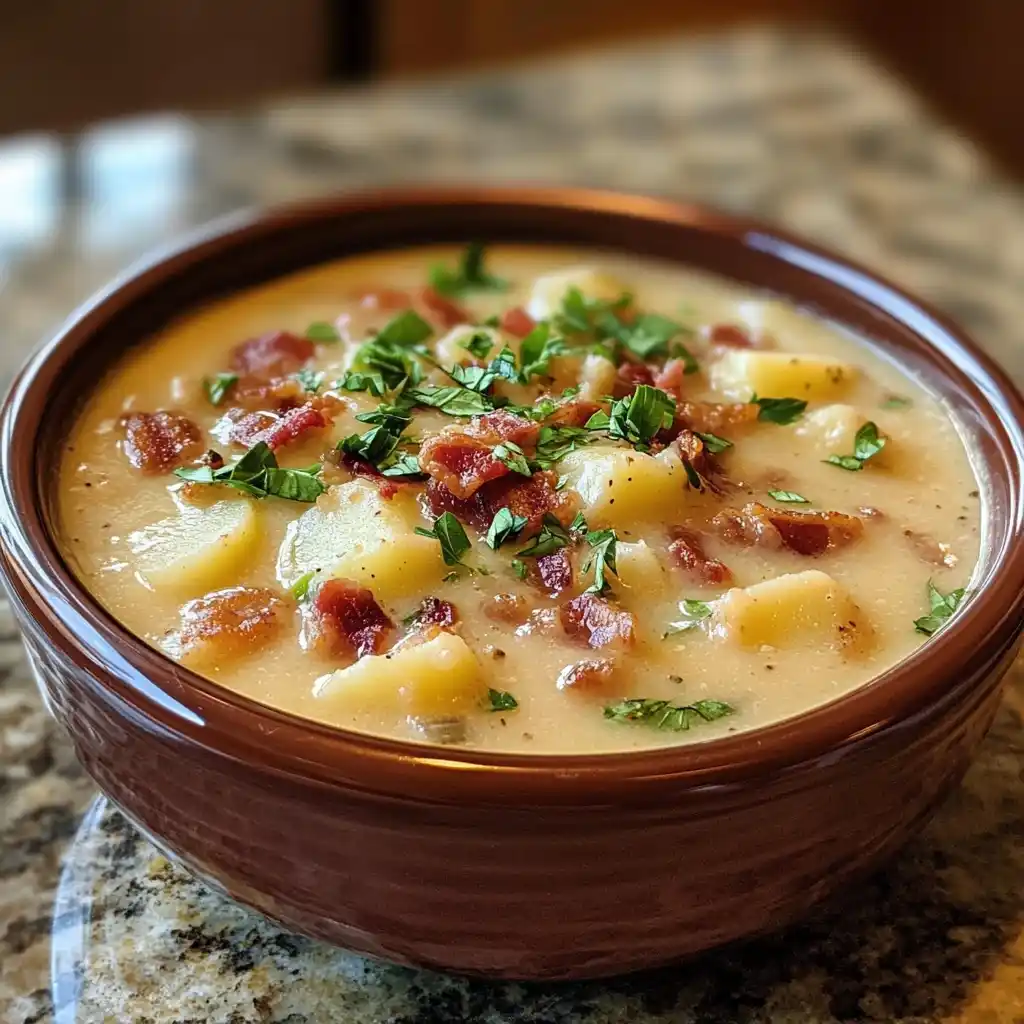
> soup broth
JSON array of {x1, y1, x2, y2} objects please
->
[{"x1": 57, "y1": 246, "x2": 981, "y2": 753}]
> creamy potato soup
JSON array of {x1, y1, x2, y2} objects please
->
[{"x1": 57, "y1": 245, "x2": 981, "y2": 753}]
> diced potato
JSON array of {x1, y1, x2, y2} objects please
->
[
  {"x1": 527, "y1": 266, "x2": 628, "y2": 320},
  {"x1": 578, "y1": 353, "x2": 617, "y2": 401},
  {"x1": 277, "y1": 480, "x2": 446, "y2": 604},
  {"x1": 313, "y1": 632, "x2": 485, "y2": 719},
  {"x1": 710, "y1": 349, "x2": 857, "y2": 401},
  {"x1": 130, "y1": 499, "x2": 259, "y2": 596},
  {"x1": 434, "y1": 324, "x2": 501, "y2": 367},
  {"x1": 615, "y1": 540, "x2": 670, "y2": 597},
  {"x1": 711, "y1": 570, "x2": 871, "y2": 653},
  {"x1": 561, "y1": 445, "x2": 691, "y2": 528}
]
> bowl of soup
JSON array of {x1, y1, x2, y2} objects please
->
[{"x1": 2, "y1": 188, "x2": 1023, "y2": 979}]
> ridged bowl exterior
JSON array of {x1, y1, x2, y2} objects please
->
[{"x1": 2, "y1": 189, "x2": 1023, "y2": 979}]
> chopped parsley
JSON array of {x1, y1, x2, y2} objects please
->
[
  {"x1": 517, "y1": 513, "x2": 572, "y2": 557},
  {"x1": 304, "y1": 321, "x2": 341, "y2": 343},
  {"x1": 448, "y1": 363, "x2": 497, "y2": 393},
  {"x1": 292, "y1": 368, "x2": 325, "y2": 393},
  {"x1": 753, "y1": 395, "x2": 808, "y2": 425},
  {"x1": 405, "y1": 384, "x2": 494, "y2": 416},
  {"x1": 336, "y1": 421, "x2": 423, "y2": 477},
  {"x1": 375, "y1": 309, "x2": 433, "y2": 348},
  {"x1": 336, "y1": 369, "x2": 387, "y2": 397},
  {"x1": 554, "y1": 286, "x2": 631, "y2": 338},
  {"x1": 881, "y1": 394, "x2": 912, "y2": 410},
  {"x1": 511, "y1": 558, "x2": 528, "y2": 579},
  {"x1": 670, "y1": 339, "x2": 700, "y2": 375},
  {"x1": 492, "y1": 441, "x2": 532, "y2": 476},
  {"x1": 430, "y1": 243, "x2": 507, "y2": 297},
  {"x1": 914, "y1": 580, "x2": 967, "y2": 636},
  {"x1": 290, "y1": 570, "x2": 317, "y2": 602},
  {"x1": 203, "y1": 372, "x2": 238, "y2": 407},
  {"x1": 581, "y1": 528, "x2": 618, "y2": 595},
  {"x1": 174, "y1": 442, "x2": 324, "y2": 502},
  {"x1": 825, "y1": 421, "x2": 887, "y2": 472},
  {"x1": 663, "y1": 598, "x2": 713, "y2": 637},
  {"x1": 693, "y1": 431, "x2": 732, "y2": 454},
  {"x1": 768, "y1": 489, "x2": 810, "y2": 504},
  {"x1": 486, "y1": 688, "x2": 519, "y2": 712},
  {"x1": 604, "y1": 312, "x2": 685, "y2": 360},
  {"x1": 487, "y1": 345, "x2": 520, "y2": 383},
  {"x1": 603, "y1": 698, "x2": 734, "y2": 731},
  {"x1": 518, "y1": 323, "x2": 568, "y2": 382},
  {"x1": 532, "y1": 424, "x2": 601, "y2": 469},
  {"x1": 588, "y1": 384, "x2": 675, "y2": 450},
  {"x1": 414, "y1": 511, "x2": 472, "y2": 567},
  {"x1": 459, "y1": 331, "x2": 495, "y2": 360},
  {"x1": 485, "y1": 507, "x2": 529, "y2": 550}
]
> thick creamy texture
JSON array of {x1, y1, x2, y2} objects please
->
[{"x1": 57, "y1": 246, "x2": 982, "y2": 753}]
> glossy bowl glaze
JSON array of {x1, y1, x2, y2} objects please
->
[{"x1": 2, "y1": 189, "x2": 1023, "y2": 980}]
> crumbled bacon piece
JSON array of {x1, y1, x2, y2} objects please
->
[
  {"x1": 713, "y1": 502, "x2": 863, "y2": 556},
  {"x1": 484, "y1": 593, "x2": 531, "y2": 625},
  {"x1": 560, "y1": 593, "x2": 635, "y2": 649},
  {"x1": 336, "y1": 453, "x2": 410, "y2": 501},
  {"x1": 903, "y1": 529, "x2": 957, "y2": 568},
  {"x1": 668, "y1": 527, "x2": 733, "y2": 586},
  {"x1": 500, "y1": 306, "x2": 535, "y2": 338},
  {"x1": 556, "y1": 658, "x2": 616, "y2": 693},
  {"x1": 675, "y1": 430, "x2": 713, "y2": 478},
  {"x1": 674, "y1": 401, "x2": 760, "y2": 435},
  {"x1": 229, "y1": 331, "x2": 315, "y2": 382},
  {"x1": 122, "y1": 410, "x2": 203, "y2": 474},
  {"x1": 529, "y1": 549, "x2": 574, "y2": 596},
  {"x1": 707, "y1": 323, "x2": 754, "y2": 348},
  {"x1": 426, "y1": 470, "x2": 576, "y2": 533},
  {"x1": 311, "y1": 579, "x2": 393, "y2": 659},
  {"x1": 408, "y1": 597, "x2": 459, "y2": 629},
  {"x1": 179, "y1": 586, "x2": 284, "y2": 661},
  {"x1": 419, "y1": 411, "x2": 541, "y2": 500},
  {"x1": 359, "y1": 287, "x2": 469, "y2": 329},
  {"x1": 612, "y1": 361, "x2": 655, "y2": 398},
  {"x1": 227, "y1": 402, "x2": 329, "y2": 450},
  {"x1": 547, "y1": 399, "x2": 602, "y2": 428},
  {"x1": 653, "y1": 358, "x2": 687, "y2": 396}
]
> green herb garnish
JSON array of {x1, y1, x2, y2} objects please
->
[
  {"x1": 532, "y1": 424, "x2": 600, "y2": 469},
  {"x1": 203, "y1": 372, "x2": 239, "y2": 407},
  {"x1": 290, "y1": 570, "x2": 317, "y2": 602},
  {"x1": 375, "y1": 309, "x2": 433, "y2": 348},
  {"x1": 768, "y1": 489, "x2": 810, "y2": 503},
  {"x1": 405, "y1": 384, "x2": 494, "y2": 416},
  {"x1": 913, "y1": 580, "x2": 967, "y2": 635},
  {"x1": 581, "y1": 528, "x2": 617, "y2": 595},
  {"x1": 486, "y1": 688, "x2": 519, "y2": 712},
  {"x1": 825, "y1": 421, "x2": 887, "y2": 472},
  {"x1": 174, "y1": 442, "x2": 323, "y2": 502},
  {"x1": 693, "y1": 431, "x2": 732, "y2": 454},
  {"x1": 485, "y1": 507, "x2": 529, "y2": 550},
  {"x1": 415, "y1": 511, "x2": 472, "y2": 567},
  {"x1": 603, "y1": 698, "x2": 734, "y2": 731},
  {"x1": 663, "y1": 598, "x2": 713, "y2": 637},
  {"x1": 292, "y1": 368, "x2": 325, "y2": 393},
  {"x1": 493, "y1": 441, "x2": 532, "y2": 477},
  {"x1": 305, "y1": 321, "x2": 340, "y2": 343},
  {"x1": 517, "y1": 513, "x2": 572, "y2": 557},
  {"x1": 604, "y1": 312, "x2": 685, "y2": 360},
  {"x1": 670, "y1": 340, "x2": 700, "y2": 375},
  {"x1": 518, "y1": 323, "x2": 568, "y2": 382},
  {"x1": 753, "y1": 395, "x2": 808, "y2": 425},
  {"x1": 511, "y1": 558, "x2": 528, "y2": 579},
  {"x1": 459, "y1": 331, "x2": 496, "y2": 360},
  {"x1": 449, "y1": 363, "x2": 497, "y2": 393},
  {"x1": 430, "y1": 243, "x2": 507, "y2": 297},
  {"x1": 588, "y1": 384, "x2": 675, "y2": 450},
  {"x1": 337, "y1": 369, "x2": 387, "y2": 397},
  {"x1": 881, "y1": 395, "x2": 912, "y2": 409}
]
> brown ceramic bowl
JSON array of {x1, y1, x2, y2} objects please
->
[{"x1": 2, "y1": 188, "x2": 1023, "y2": 980}]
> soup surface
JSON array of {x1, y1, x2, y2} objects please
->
[{"x1": 58, "y1": 245, "x2": 981, "y2": 753}]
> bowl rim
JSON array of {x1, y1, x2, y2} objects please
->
[{"x1": 3, "y1": 185, "x2": 1023, "y2": 804}]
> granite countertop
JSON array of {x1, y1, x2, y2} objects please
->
[{"x1": 3, "y1": 25, "x2": 1024, "y2": 1024}]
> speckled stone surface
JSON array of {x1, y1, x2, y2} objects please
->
[{"x1": 2, "y1": 25, "x2": 1024, "y2": 1023}]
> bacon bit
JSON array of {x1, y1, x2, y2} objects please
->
[
  {"x1": 547, "y1": 398, "x2": 602, "y2": 428},
  {"x1": 515, "y1": 607, "x2": 562, "y2": 638},
  {"x1": 336, "y1": 454, "x2": 410, "y2": 500},
  {"x1": 530, "y1": 549, "x2": 574, "y2": 596},
  {"x1": 224, "y1": 409, "x2": 277, "y2": 446},
  {"x1": 612, "y1": 361, "x2": 655, "y2": 398},
  {"x1": 484, "y1": 593, "x2": 531, "y2": 625},
  {"x1": 227, "y1": 402, "x2": 328, "y2": 450},
  {"x1": 675, "y1": 430, "x2": 713, "y2": 478},
  {"x1": 122, "y1": 411, "x2": 203, "y2": 474},
  {"x1": 359, "y1": 287, "x2": 469, "y2": 329},
  {"x1": 556, "y1": 658, "x2": 616, "y2": 693},
  {"x1": 668, "y1": 527, "x2": 733, "y2": 586},
  {"x1": 179, "y1": 586, "x2": 284, "y2": 660},
  {"x1": 707, "y1": 323, "x2": 754, "y2": 348},
  {"x1": 408, "y1": 597, "x2": 459, "y2": 629},
  {"x1": 229, "y1": 331, "x2": 314, "y2": 382},
  {"x1": 653, "y1": 358, "x2": 687, "y2": 396},
  {"x1": 675, "y1": 401, "x2": 760, "y2": 435},
  {"x1": 311, "y1": 579, "x2": 393, "y2": 660},
  {"x1": 713, "y1": 502, "x2": 863, "y2": 556},
  {"x1": 200, "y1": 449, "x2": 225, "y2": 470},
  {"x1": 560, "y1": 593, "x2": 635, "y2": 650},
  {"x1": 426, "y1": 469, "x2": 576, "y2": 533},
  {"x1": 419, "y1": 411, "x2": 541, "y2": 500},
  {"x1": 500, "y1": 306, "x2": 536, "y2": 338},
  {"x1": 903, "y1": 529, "x2": 957, "y2": 568}
]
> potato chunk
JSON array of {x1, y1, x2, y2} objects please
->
[
  {"x1": 561, "y1": 445, "x2": 691, "y2": 527},
  {"x1": 711, "y1": 569, "x2": 871, "y2": 652},
  {"x1": 313, "y1": 631, "x2": 485, "y2": 719},
  {"x1": 578, "y1": 353, "x2": 617, "y2": 401},
  {"x1": 527, "y1": 266, "x2": 627, "y2": 320},
  {"x1": 130, "y1": 499, "x2": 259, "y2": 596},
  {"x1": 615, "y1": 540, "x2": 670, "y2": 596},
  {"x1": 710, "y1": 350, "x2": 857, "y2": 401},
  {"x1": 277, "y1": 480, "x2": 446, "y2": 605}
]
